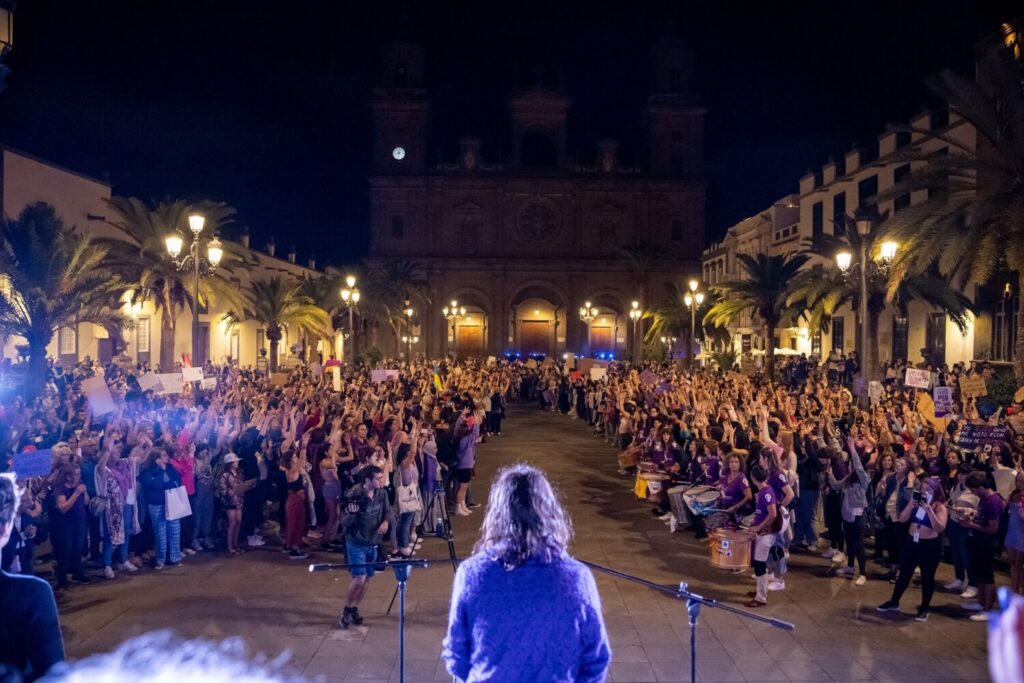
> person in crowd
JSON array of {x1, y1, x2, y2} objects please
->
[
  {"x1": 453, "y1": 412, "x2": 479, "y2": 517},
  {"x1": 745, "y1": 465, "x2": 779, "y2": 608},
  {"x1": 829, "y1": 437, "x2": 870, "y2": 586},
  {"x1": 0, "y1": 472, "x2": 65, "y2": 681},
  {"x1": 217, "y1": 453, "x2": 245, "y2": 556},
  {"x1": 442, "y1": 463, "x2": 610, "y2": 683},
  {"x1": 53, "y1": 463, "x2": 90, "y2": 589},
  {"x1": 339, "y1": 465, "x2": 390, "y2": 629},
  {"x1": 139, "y1": 446, "x2": 183, "y2": 569},
  {"x1": 961, "y1": 470, "x2": 1006, "y2": 621},
  {"x1": 280, "y1": 446, "x2": 308, "y2": 560},
  {"x1": 1006, "y1": 472, "x2": 1024, "y2": 595}
]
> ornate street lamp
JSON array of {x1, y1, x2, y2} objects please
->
[
  {"x1": 578, "y1": 301, "x2": 598, "y2": 358},
  {"x1": 442, "y1": 299, "x2": 466, "y2": 358},
  {"x1": 166, "y1": 214, "x2": 222, "y2": 365},
  {"x1": 403, "y1": 299, "x2": 414, "y2": 359},
  {"x1": 340, "y1": 274, "x2": 360, "y2": 362},
  {"x1": 629, "y1": 300, "x2": 643, "y2": 363},
  {"x1": 683, "y1": 280, "x2": 705, "y2": 368}
]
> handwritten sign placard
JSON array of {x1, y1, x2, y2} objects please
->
[
  {"x1": 200, "y1": 377, "x2": 218, "y2": 391},
  {"x1": 591, "y1": 367, "x2": 607, "y2": 381},
  {"x1": 154, "y1": 373, "x2": 183, "y2": 395},
  {"x1": 331, "y1": 366, "x2": 342, "y2": 392},
  {"x1": 739, "y1": 357, "x2": 756, "y2": 376},
  {"x1": 12, "y1": 449, "x2": 52, "y2": 479},
  {"x1": 904, "y1": 368, "x2": 931, "y2": 389},
  {"x1": 959, "y1": 375, "x2": 988, "y2": 398},
  {"x1": 82, "y1": 376, "x2": 116, "y2": 416},
  {"x1": 269, "y1": 373, "x2": 289, "y2": 388},
  {"x1": 182, "y1": 366, "x2": 204, "y2": 383},
  {"x1": 957, "y1": 423, "x2": 1007, "y2": 450},
  {"x1": 137, "y1": 373, "x2": 162, "y2": 393}
]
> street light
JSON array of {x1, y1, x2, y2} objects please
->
[
  {"x1": 660, "y1": 335, "x2": 678, "y2": 358},
  {"x1": 579, "y1": 301, "x2": 598, "y2": 357},
  {"x1": 832, "y1": 215, "x2": 898, "y2": 385},
  {"x1": 629, "y1": 300, "x2": 643, "y2": 363},
  {"x1": 442, "y1": 299, "x2": 466, "y2": 358},
  {"x1": 340, "y1": 274, "x2": 360, "y2": 363},
  {"x1": 683, "y1": 282, "x2": 705, "y2": 368},
  {"x1": 165, "y1": 213, "x2": 222, "y2": 366},
  {"x1": 403, "y1": 300, "x2": 414, "y2": 359}
]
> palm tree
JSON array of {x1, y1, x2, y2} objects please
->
[
  {"x1": 617, "y1": 241, "x2": 669, "y2": 303},
  {"x1": 643, "y1": 282, "x2": 728, "y2": 359},
  {"x1": 223, "y1": 276, "x2": 330, "y2": 372},
  {"x1": 879, "y1": 49, "x2": 1024, "y2": 380},
  {"x1": 790, "y1": 215, "x2": 973, "y2": 381},
  {"x1": 363, "y1": 260, "x2": 431, "y2": 352},
  {"x1": 704, "y1": 253, "x2": 809, "y2": 379},
  {"x1": 99, "y1": 197, "x2": 252, "y2": 370},
  {"x1": 0, "y1": 203, "x2": 129, "y2": 397}
]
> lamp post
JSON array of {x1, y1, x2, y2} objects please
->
[
  {"x1": 166, "y1": 214, "x2": 222, "y2": 366},
  {"x1": 579, "y1": 301, "x2": 598, "y2": 357},
  {"x1": 629, "y1": 301, "x2": 643, "y2": 363},
  {"x1": 683, "y1": 280, "x2": 705, "y2": 368},
  {"x1": 835, "y1": 215, "x2": 897, "y2": 384},
  {"x1": 340, "y1": 275, "x2": 360, "y2": 363},
  {"x1": 403, "y1": 300, "x2": 414, "y2": 360},
  {"x1": 660, "y1": 335, "x2": 678, "y2": 360},
  {"x1": 442, "y1": 300, "x2": 466, "y2": 359}
]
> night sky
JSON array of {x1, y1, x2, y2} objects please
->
[{"x1": 0, "y1": 1, "x2": 1017, "y2": 267}]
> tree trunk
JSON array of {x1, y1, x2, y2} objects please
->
[
  {"x1": 25, "y1": 338, "x2": 49, "y2": 400},
  {"x1": 1015, "y1": 271, "x2": 1024, "y2": 385},
  {"x1": 267, "y1": 326, "x2": 282, "y2": 373},
  {"x1": 764, "y1": 320, "x2": 776, "y2": 380},
  {"x1": 159, "y1": 308, "x2": 176, "y2": 372}
]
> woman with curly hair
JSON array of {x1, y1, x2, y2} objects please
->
[{"x1": 442, "y1": 463, "x2": 611, "y2": 683}]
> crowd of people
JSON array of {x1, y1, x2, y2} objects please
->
[{"x1": 531, "y1": 354, "x2": 1024, "y2": 621}]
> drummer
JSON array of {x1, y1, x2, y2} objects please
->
[
  {"x1": 718, "y1": 451, "x2": 753, "y2": 517},
  {"x1": 746, "y1": 465, "x2": 780, "y2": 608}
]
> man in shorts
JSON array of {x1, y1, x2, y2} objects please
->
[{"x1": 339, "y1": 465, "x2": 391, "y2": 629}]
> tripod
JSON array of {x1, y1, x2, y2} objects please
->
[
  {"x1": 387, "y1": 482, "x2": 459, "y2": 615},
  {"x1": 580, "y1": 560, "x2": 794, "y2": 683},
  {"x1": 310, "y1": 558, "x2": 429, "y2": 683}
]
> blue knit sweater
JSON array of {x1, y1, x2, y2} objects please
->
[{"x1": 442, "y1": 553, "x2": 611, "y2": 683}]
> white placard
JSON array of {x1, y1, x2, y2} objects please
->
[
  {"x1": 371, "y1": 369, "x2": 388, "y2": 382},
  {"x1": 331, "y1": 366, "x2": 342, "y2": 392},
  {"x1": 154, "y1": 372, "x2": 184, "y2": 395},
  {"x1": 83, "y1": 376, "x2": 116, "y2": 416},
  {"x1": 590, "y1": 367, "x2": 607, "y2": 381},
  {"x1": 182, "y1": 366, "x2": 204, "y2": 383},
  {"x1": 200, "y1": 377, "x2": 218, "y2": 390},
  {"x1": 905, "y1": 368, "x2": 931, "y2": 389},
  {"x1": 137, "y1": 373, "x2": 162, "y2": 392},
  {"x1": 311, "y1": 362, "x2": 323, "y2": 377},
  {"x1": 486, "y1": 356, "x2": 496, "y2": 366}
]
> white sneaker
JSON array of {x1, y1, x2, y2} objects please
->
[
  {"x1": 853, "y1": 575, "x2": 866, "y2": 586},
  {"x1": 962, "y1": 602, "x2": 984, "y2": 612},
  {"x1": 658, "y1": 512, "x2": 674, "y2": 521},
  {"x1": 247, "y1": 535, "x2": 266, "y2": 547},
  {"x1": 192, "y1": 540, "x2": 204, "y2": 552},
  {"x1": 969, "y1": 612, "x2": 989, "y2": 622},
  {"x1": 119, "y1": 561, "x2": 138, "y2": 573},
  {"x1": 767, "y1": 580, "x2": 786, "y2": 591},
  {"x1": 943, "y1": 579, "x2": 963, "y2": 592},
  {"x1": 821, "y1": 548, "x2": 837, "y2": 559},
  {"x1": 960, "y1": 586, "x2": 978, "y2": 600},
  {"x1": 103, "y1": 567, "x2": 116, "y2": 580},
  {"x1": 830, "y1": 552, "x2": 846, "y2": 564},
  {"x1": 836, "y1": 566, "x2": 855, "y2": 576},
  {"x1": 183, "y1": 548, "x2": 196, "y2": 556},
  {"x1": 669, "y1": 517, "x2": 678, "y2": 533}
]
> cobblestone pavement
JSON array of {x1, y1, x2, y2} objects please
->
[{"x1": 58, "y1": 404, "x2": 992, "y2": 682}]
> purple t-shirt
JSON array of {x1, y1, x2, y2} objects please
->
[
  {"x1": 754, "y1": 486, "x2": 776, "y2": 527},
  {"x1": 768, "y1": 469, "x2": 789, "y2": 500},
  {"x1": 688, "y1": 456, "x2": 720, "y2": 484},
  {"x1": 974, "y1": 492, "x2": 1006, "y2": 538},
  {"x1": 719, "y1": 472, "x2": 750, "y2": 509}
]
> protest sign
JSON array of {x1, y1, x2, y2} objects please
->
[
  {"x1": 200, "y1": 377, "x2": 218, "y2": 391},
  {"x1": 182, "y1": 366, "x2": 204, "y2": 383},
  {"x1": 640, "y1": 369, "x2": 659, "y2": 386},
  {"x1": 154, "y1": 373, "x2": 183, "y2": 395},
  {"x1": 565, "y1": 353, "x2": 575, "y2": 369},
  {"x1": 310, "y1": 362, "x2": 323, "y2": 377},
  {"x1": 956, "y1": 423, "x2": 1007, "y2": 450},
  {"x1": 933, "y1": 386, "x2": 953, "y2": 417},
  {"x1": 739, "y1": 356, "x2": 756, "y2": 376},
  {"x1": 486, "y1": 356, "x2": 496, "y2": 366},
  {"x1": 371, "y1": 369, "x2": 389, "y2": 383},
  {"x1": 137, "y1": 373, "x2": 162, "y2": 393},
  {"x1": 12, "y1": 449, "x2": 52, "y2": 479},
  {"x1": 590, "y1": 367, "x2": 607, "y2": 381},
  {"x1": 916, "y1": 392, "x2": 951, "y2": 431},
  {"x1": 386, "y1": 369, "x2": 400, "y2": 381},
  {"x1": 852, "y1": 377, "x2": 867, "y2": 397},
  {"x1": 331, "y1": 366, "x2": 342, "y2": 392},
  {"x1": 269, "y1": 373, "x2": 289, "y2": 388},
  {"x1": 868, "y1": 381, "x2": 883, "y2": 406},
  {"x1": 904, "y1": 368, "x2": 931, "y2": 389},
  {"x1": 959, "y1": 374, "x2": 987, "y2": 398},
  {"x1": 82, "y1": 376, "x2": 116, "y2": 416}
]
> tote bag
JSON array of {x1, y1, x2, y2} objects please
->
[
  {"x1": 165, "y1": 485, "x2": 192, "y2": 521},
  {"x1": 397, "y1": 482, "x2": 422, "y2": 514}
]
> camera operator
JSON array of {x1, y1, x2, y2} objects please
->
[{"x1": 338, "y1": 465, "x2": 391, "y2": 629}]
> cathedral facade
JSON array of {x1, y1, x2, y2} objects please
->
[{"x1": 366, "y1": 37, "x2": 706, "y2": 360}]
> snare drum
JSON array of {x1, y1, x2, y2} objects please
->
[
  {"x1": 640, "y1": 473, "x2": 670, "y2": 502},
  {"x1": 692, "y1": 489, "x2": 722, "y2": 517},
  {"x1": 708, "y1": 528, "x2": 754, "y2": 570},
  {"x1": 617, "y1": 447, "x2": 641, "y2": 470},
  {"x1": 668, "y1": 486, "x2": 691, "y2": 526}
]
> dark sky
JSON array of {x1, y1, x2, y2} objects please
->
[{"x1": 0, "y1": 1, "x2": 1017, "y2": 267}]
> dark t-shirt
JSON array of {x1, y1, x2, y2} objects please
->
[
  {"x1": 973, "y1": 491, "x2": 1006, "y2": 539},
  {"x1": 0, "y1": 570, "x2": 65, "y2": 681}
]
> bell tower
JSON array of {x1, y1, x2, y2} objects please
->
[
  {"x1": 647, "y1": 34, "x2": 704, "y2": 180},
  {"x1": 372, "y1": 40, "x2": 429, "y2": 176}
]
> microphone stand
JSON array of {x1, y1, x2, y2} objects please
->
[
  {"x1": 579, "y1": 560, "x2": 794, "y2": 683},
  {"x1": 310, "y1": 557, "x2": 431, "y2": 683}
]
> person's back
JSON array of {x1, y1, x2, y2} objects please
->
[{"x1": 444, "y1": 553, "x2": 609, "y2": 683}]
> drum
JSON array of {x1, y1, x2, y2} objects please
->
[
  {"x1": 682, "y1": 485, "x2": 713, "y2": 514},
  {"x1": 705, "y1": 511, "x2": 730, "y2": 532},
  {"x1": 617, "y1": 448, "x2": 641, "y2": 470},
  {"x1": 692, "y1": 489, "x2": 722, "y2": 517},
  {"x1": 708, "y1": 528, "x2": 754, "y2": 570},
  {"x1": 640, "y1": 473, "x2": 670, "y2": 502},
  {"x1": 638, "y1": 462, "x2": 658, "y2": 474},
  {"x1": 668, "y1": 486, "x2": 691, "y2": 526}
]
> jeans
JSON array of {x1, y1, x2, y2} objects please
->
[
  {"x1": 193, "y1": 482, "x2": 214, "y2": 543},
  {"x1": 842, "y1": 515, "x2": 866, "y2": 574},
  {"x1": 793, "y1": 489, "x2": 819, "y2": 546},
  {"x1": 100, "y1": 508, "x2": 129, "y2": 568},
  {"x1": 947, "y1": 520, "x2": 971, "y2": 584},
  {"x1": 397, "y1": 511, "x2": 415, "y2": 549},
  {"x1": 891, "y1": 535, "x2": 942, "y2": 609},
  {"x1": 148, "y1": 504, "x2": 181, "y2": 566},
  {"x1": 54, "y1": 513, "x2": 87, "y2": 587}
]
